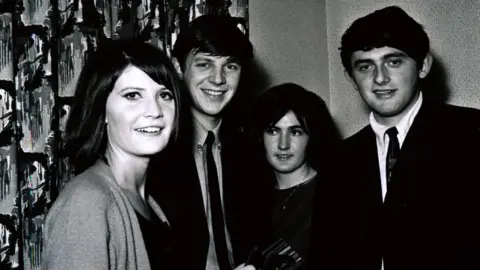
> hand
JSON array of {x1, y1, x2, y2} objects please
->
[{"x1": 234, "y1": 263, "x2": 256, "y2": 270}]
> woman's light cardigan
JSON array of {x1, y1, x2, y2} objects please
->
[{"x1": 43, "y1": 161, "x2": 169, "y2": 270}]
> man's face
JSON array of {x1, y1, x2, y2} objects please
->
[
  {"x1": 181, "y1": 51, "x2": 241, "y2": 119},
  {"x1": 348, "y1": 46, "x2": 430, "y2": 125}
]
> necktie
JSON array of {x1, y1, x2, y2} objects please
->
[
  {"x1": 206, "y1": 131, "x2": 231, "y2": 270},
  {"x1": 386, "y1": 127, "x2": 399, "y2": 185}
]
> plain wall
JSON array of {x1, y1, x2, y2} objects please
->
[
  {"x1": 249, "y1": 0, "x2": 330, "y2": 102},
  {"x1": 327, "y1": 0, "x2": 480, "y2": 137}
]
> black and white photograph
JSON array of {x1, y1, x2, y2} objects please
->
[{"x1": 0, "y1": 0, "x2": 480, "y2": 269}]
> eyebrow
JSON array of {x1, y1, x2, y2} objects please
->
[
  {"x1": 289, "y1": 125, "x2": 304, "y2": 130},
  {"x1": 193, "y1": 56, "x2": 214, "y2": 62},
  {"x1": 193, "y1": 55, "x2": 241, "y2": 64},
  {"x1": 117, "y1": 86, "x2": 167, "y2": 93},
  {"x1": 114, "y1": 87, "x2": 144, "y2": 94},
  {"x1": 353, "y1": 52, "x2": 408, "y2": 67},
  {"x1": 269, "y1": 124, "x2": 304, "y2": 129}
]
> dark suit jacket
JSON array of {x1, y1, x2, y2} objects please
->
[
  {"x1": 148, "y1": 121, "x2": 269, "y2": 270},
  {"x1": 312, "y1": 99, "x2": 480, "y2": 270}
]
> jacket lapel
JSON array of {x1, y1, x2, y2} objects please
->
[
  {"x1": 384, "y1": 100, "x2": 434, "y2": 205},
  {"x1": 357, "y1": 126, "x2": 383, "y2": 206}
]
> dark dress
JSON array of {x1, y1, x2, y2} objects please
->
[
  {"x1": 135, "y1": 206, "x2": 175, "y2": 269},
  {"x1": 270, "y1": 175, "x2": 317, "y2": 264}
]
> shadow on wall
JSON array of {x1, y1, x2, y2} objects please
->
[
  {"x1": 226, "y1": 57, "x2": 271, "y2": 129},
  {"x1": 250, "y1": 58, "x2": 272, "y2": 96},
  {"x1": 422, "y1": 52, "x2": 450, "y2": 102}
]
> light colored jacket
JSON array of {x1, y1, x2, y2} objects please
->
[{"x1": 43, "y1": 161, "x2": 169, "y2": 270}]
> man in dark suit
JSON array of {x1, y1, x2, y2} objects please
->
[
  {"x1": 311, "y1": 6, "x2": 480, "y2": 270},
  {"x1": 149, "y1": 15, "x2": 266, "y2": 270}
]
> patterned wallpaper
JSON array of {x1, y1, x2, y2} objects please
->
[{"x1": 0, "y1": 0, "x2": 248, "y2": 268}]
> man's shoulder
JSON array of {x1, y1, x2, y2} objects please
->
[
  {"x1": 344, "y1": 125, "x2": 375, "y2": 146},
  {"x1": 439, "y1": 103, "x2": 480, "y2": 129},
  {"x1": 220, "y1": 122, "x2": 252, "y2": 148},
  {"x1": 334, "y1": 125, "x2": 376, "y2": 161},
  {"x1": 220, "y1": 121, "x2": 245, "y2": 138}
]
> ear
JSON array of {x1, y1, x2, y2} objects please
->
[
  {"x1": 171, "y1": 57, "x2": 183, "y2": 78},
  {"x1": 344, "y1": 69, "x2": 358, "y2": 91},
  {"x1": 419, "y1": 53, "x2": 433, "y2": 79}
]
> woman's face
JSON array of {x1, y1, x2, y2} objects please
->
[
  {"x1": 105, "y1": 65, "x2": 175, "y2": 157},
  {"x1": 263, "y1": 110, "x2": 309, "y2": 174}
]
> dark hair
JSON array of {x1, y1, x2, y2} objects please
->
[
  {"x1": 172, "y1": 15, "x2": 253, "y2": 69},
  {"x1": 248, "y1": 83, "x2": 340, "y2": 172},
  {"x1": 65, "y1": 39, "x2": 183, "y2": 174},
  {"x1": 340, "y1": 6, "x2": 430, "y2": 75}
]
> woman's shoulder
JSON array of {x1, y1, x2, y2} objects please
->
[{"x1": 50, "y1": 162, "x2": 117, "y2": 212}]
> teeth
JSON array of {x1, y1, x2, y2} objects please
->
[
  {"x1": 136, "y1": 127, "x2": 161, "y2": 133},
  {"x1": 203, "y1": 90, "x2": 224, "y2": 96},
  {"x1": 277, "y1": 155, "x2": 291, "y2": 160}
]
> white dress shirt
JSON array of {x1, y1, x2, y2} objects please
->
[
  {"x1": 192, "y1": 116, "x2": 234, "y2": 270},
  {"x1": 370, "y1": 92, "x2": 423, "y2": 201},
  {"x1": 369, "y1": 93, "x2": 423, "y2": 270}
]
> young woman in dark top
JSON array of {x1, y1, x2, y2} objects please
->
[
  {"x1": 44, "y1": 39, "x2": 183, "y2": 269},
  {"x1": 248, "y1": 83, "x2": 340, "y2": 269}
]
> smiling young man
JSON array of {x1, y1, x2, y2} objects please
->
[
  {"x1": 312, "y1": 6, "x2": 480, "y2": 270},
  {"x1": 148, "y1": 15, "x2": 264, "y2": 270}
]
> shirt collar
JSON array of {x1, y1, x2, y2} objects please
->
[
  {"x1": 192, "y1": 114, "x2": 222, "y2": 148},
  {"x1": 370, "y1": 92, "x2": 423, "y2": 149}
]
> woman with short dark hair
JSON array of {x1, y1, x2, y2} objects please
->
[{"x1": 248, "y1": 83, "x2": 340, "y2": 269}]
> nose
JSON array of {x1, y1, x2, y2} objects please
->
[
  {"x1": 278, "y1": 132, "x2": 290, "y2": 150},
  {"x1": 208, "y1": 66, "x2": 226, "y2": 85},
  {"x1": 144, "y1": 98, "x2": 163, "y2": 118},
  {"x1": 374, "y1": 65, "x2": 390, "y2": 85}
]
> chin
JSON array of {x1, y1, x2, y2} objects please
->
[
  {"x1": 136, "y1": 145, "x2": 168, "y2": 156},
  {"x1": 377, "y1": 108, "x2": 403, "y2": 118},
  {"x1": 272, "y1": 165, "x2": 296, "y2": 174},
  {"x1": 203, "y1": 106, "x2": 225, "y2": 116}
]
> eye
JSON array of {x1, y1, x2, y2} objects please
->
[
  {"x1": 264, "y1": 127, "x2": 278, "y2": 135},
  {"x1": 195, "y1": 62, "x2": 211, "y2": 69},
  {"x1": 226, "y1": 63, "x2": 240, "y2": 71},
  {"x1": 357, "y1": 64, "x2": 373, "y2": 72},
  {"x1": 291, "y1": 128, "x2": 304, "y2": 136},
  {"x1": 123, "y1": 92, "x2": 141, "y2": 100},
  {"x1": 387, "y1": 58, "x2": 403, "y2": 67},
  {"x1": 159, "y1": 90, "x2": 174, "y2": 101}
]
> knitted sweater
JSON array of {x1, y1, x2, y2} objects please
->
[{"x1": 43, "y1": 161, "x2": 169, "y2": 270}]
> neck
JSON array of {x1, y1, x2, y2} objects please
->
[
  {"x1": 191, "y1": 107, "x2": 221, "y2": 131},
  {"x1": 373, "y1": 90, "x2": 421, "y2": 127},
  {"x1": 104, "y1": 147, "x2": 149, "y2": 201},
  {"x1": 275, "y1": 163, "x2": 316, "y2": 190}
]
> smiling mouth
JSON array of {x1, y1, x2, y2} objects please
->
[
  {"x1": 276, "y1": 154, "x2": 292, "y2": 160},
  {"x1": 202, "y1": 89, "x2": 227, "y2": 96},
  {"x1": 373, "y1": 89, "x2": 396, "y2": 97},
  {"x1": 374, "y1": 89, "x2": 396, "y2": 94},
  {"x1": 135, "y1": 127, "x2": 163, "y2": 133}
]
